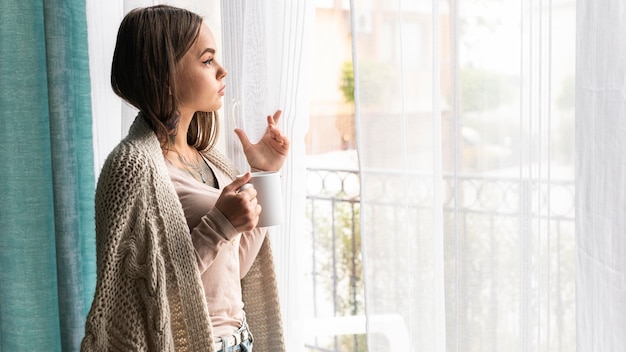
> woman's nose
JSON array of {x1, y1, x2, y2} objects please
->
[{"x1": 218, "y1": 64, "x2": 228, "y2": 79}]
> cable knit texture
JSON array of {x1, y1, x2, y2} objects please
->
[{"x1": 81, "y1": 116, "x2": 285, "y2": 351}]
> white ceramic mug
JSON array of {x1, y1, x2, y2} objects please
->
[{"x1": 241, "y1": 171, "x2": 283, "y2": 227}]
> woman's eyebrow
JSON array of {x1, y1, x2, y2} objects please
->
[{"x1": 199, "y1": 48, "x2": 216, "y2": 57}]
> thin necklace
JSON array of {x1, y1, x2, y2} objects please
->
[
  {"x1": 196, "y1": 152, "x2": 208, "y2": 183},
  {"x1": 196, "y1": 153, "x2": 217, "y2": 186},
  {"x1": 169, "y1": 148, "x2": 212, "y2": 184}
]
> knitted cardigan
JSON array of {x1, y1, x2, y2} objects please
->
[{"x1": 81, "y1": 116, "x2": 285, "y2": 351}]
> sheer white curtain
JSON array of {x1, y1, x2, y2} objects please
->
[
  {"x1": 86, "y1": 0, "x2": 123, "y2": 176},
  {"x1": 219, "y1": 2, "x2": 314, "y2": 350},
  {"x1": 86, "y1": 1, "x2": 626, "y2": 351},
  {"x1": 576, "y1": 1, "x2": 626, "y2": 351},
  {"x1": 352, "y1": 1, "x2": 576, "y2": 350}
]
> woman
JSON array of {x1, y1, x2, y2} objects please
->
[{"x1": 81, "y1": 5, "x2": 288, "y2": 351}]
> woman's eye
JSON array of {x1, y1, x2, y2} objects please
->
[{"x1": 203, "y1": 58, "x2": 214, "y2": 65}]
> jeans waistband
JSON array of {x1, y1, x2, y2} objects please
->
[{"x1": 214, "y1": 320, "x2": 252, "y2": 352}]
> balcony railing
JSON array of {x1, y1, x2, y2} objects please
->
[{"x1": 303, "y1": 167, "x2": 575, "y2": 352}]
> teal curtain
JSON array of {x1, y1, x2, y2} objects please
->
[{"x1": 0, "y1": 0, "x2": 96, "y2": 351}]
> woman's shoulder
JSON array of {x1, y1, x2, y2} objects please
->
[
  {"x1": 99, "y1": 116, "x2": 163, "y2": 180},
  {"x1": 97, "y1": 133, "x2": 162, "y2": 192},
  {"x1": 102, "y1": 142, "x2": 147, "y2": 176}
]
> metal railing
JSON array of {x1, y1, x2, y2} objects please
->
[
  {"x1": 304, "y1": 167, "x2": 575, "y2": 352},
  {"x1": 305, "y1": 168, "x2": 363, "y2": 351}
]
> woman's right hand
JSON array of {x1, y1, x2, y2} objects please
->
[{"x1": 214, "y1": 173, "x2": 261, "y2": 232}]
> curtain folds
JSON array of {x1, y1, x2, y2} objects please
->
[
  {"x1": 220, "y1": 1, "x2": 314, "y2": 350},
  {"x1": 2, "y1": 0, "x2": 623, "y2": 351},
  {"x1": 576, "y1": 1, "x2": 626, "y2": 350},
  {"x1": 352, "y1": 1, "x2": 577, "y2": 351},
  {"x1": 352, "y1": 1, "x2": 447, "y2": 349},
  {"x1": 0, "y1": 1, "x2": 96, "y2": 351}
]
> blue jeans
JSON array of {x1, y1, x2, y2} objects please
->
[
  {"x1": 219, "y1": 322, "x2": 254, "y2": 352},
  {"x1": 224, "y1": 338, "x2": 252, "y2": 352}
]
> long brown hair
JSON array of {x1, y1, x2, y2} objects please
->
[{"x1": 111, "y1": 5, "x2": 219, "y2": 151}]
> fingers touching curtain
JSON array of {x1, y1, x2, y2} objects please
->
[{"x1": 220, "y1": 1, "x2": 314, "y2": 350}]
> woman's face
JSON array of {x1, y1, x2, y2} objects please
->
[{"x1": 174, "y1": 22, "x2": 227, "y2": 116}]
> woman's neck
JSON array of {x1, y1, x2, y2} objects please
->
[{"x1": 166, "y1": 110, "x2": 194, "y2": 153}]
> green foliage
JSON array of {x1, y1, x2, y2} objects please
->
[
  {"x1": 340, "y1": 59, "x2": 395, "y2": 106},
  {"x1": 460, "y1": 66, "x2": 515, "y2": 112},
  {"x1": 340, "y1": 61, "x2": 355, "y2": 103},
  {"x1": 305, "y1": 194, "x2": 367, "y2": 352}
]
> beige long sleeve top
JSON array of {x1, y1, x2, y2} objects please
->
[
  {"x1": 165, "y1": 156, "x2": 267, "y2": 337},
  {"x1": 81, "y1": 115, "x2": 285, "y2": 351}
]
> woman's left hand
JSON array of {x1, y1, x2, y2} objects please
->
[{"x1": 234, "y1": 110, "x2": 290, "y2": 171}]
